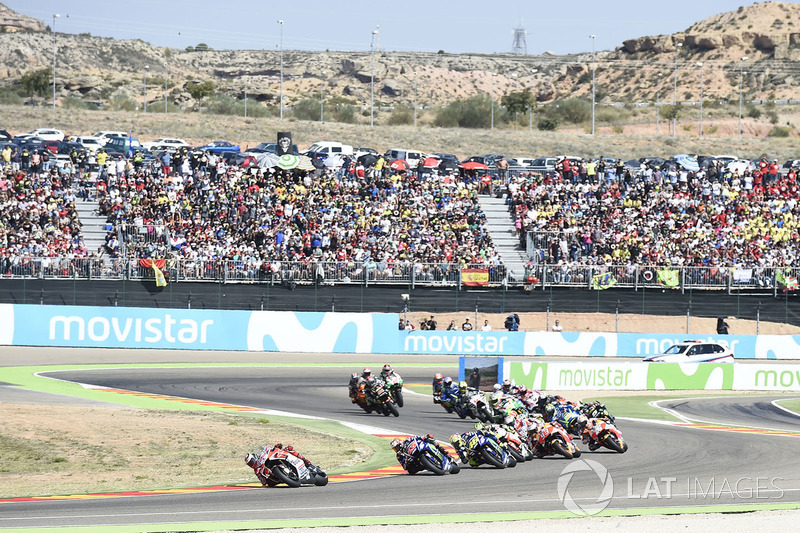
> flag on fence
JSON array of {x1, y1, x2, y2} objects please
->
[
  {"x1": 140, "y1": 258, "x2": 168, "y2": 287},
  {"x1": 591, "y1": 272, "x2": 617, "y2": 290},
  {"x1": 776, "y1": 269, "x2": 799, "y2": 291},
  {"x1": 461, "y1": 268, "x2": 489, "y2": 287},
  {"x1": 657, "y1": 268, "x2": 680, "y2": 288}
]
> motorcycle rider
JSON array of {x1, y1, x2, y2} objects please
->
[
  {"x1": 362, "y1": 368, "x2": 373, "y2": 380},
  {"x1": 440, "y1": 377, "x2": 459, "y2": 406},
  {"x1": 391, "y1": 434, "x2": 452, "y2": 474},
  {"x1": 348, "y1": 372, "x2": 360, "y2": 403},
  {"x1": 581, "y1": 418, "x2": 602, "y2": 451},
  {"x1": 244, "y1": 443, "x2": 312, "y2": 486},
  {"x1": 381, "y1": 364, "x2": 400, "y2": 382},
  {"x1": 432, "y1": 372, "x2": 444, "y2": 403},
  {"x1": 363, "y1": 376, "x2": 382, "y2": 408},
  {"x1": 456, "y1": 380, "x2": 473, "y2": 411},
  {"x1": 449, "y1": 428, "x2": 496, "y2": 468}
]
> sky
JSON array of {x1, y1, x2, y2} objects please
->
[{"x1": 5, "y1": 0, "x2": 800, "y2": 55}]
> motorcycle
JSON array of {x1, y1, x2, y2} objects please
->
[
  {"x1": 383, "y1": 372, "x2": 404, "y2": 407},
  {"x1": 584, "y1": 419, "x2": 628, "y2": 453},
  {"x1": 580, "y1": 401, "x2": 616, "y2": 425},
  {"x1": 484, "y1": 424, "x2": 534, "y2": 462},
  {"x1": 535, "y1": 421, "x2": 581, "y2": 459},
  {"x1": 550, "y1": 402, "x2": 585, "y2": 437},
  {"x1": 439, "y1": 386, "x2": 459, "y2": 414},
  {"x1": 262, "y1": 447, "x2": 328, "y2": 488},
  {"x1": 464, "y1": 431, "x2": 517, "y2": 469},
  {"x1": 401, "y1": 437, "x2": 460, "y2": 476},
  {"x1": 468, "y1": 389, "x2": 498, "y2": 423},
  {"x1": 372, "y1": 379, "x2": 400, "y2": 417}
]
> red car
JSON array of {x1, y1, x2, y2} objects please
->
[{"x1": 44, "y1": 140, "x2": 60, "y2": 154}]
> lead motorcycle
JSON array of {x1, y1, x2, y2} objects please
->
[
  {"x1": 261, "y1": 447, "x2": 328, "y2": 488},
  {"x1": 584, "y1": 418, "x2": 628, "y2": 453},
  {"x1": 535, "y1": 421, "x2": 582, "y2": 459}
]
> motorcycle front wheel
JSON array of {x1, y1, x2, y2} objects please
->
[
  {"x1": 394, "y1": 389, "x2": 404, "y2": 408},
  {"x1": 314, "y1": 471, "x2": 329, "y2": 486},
  {"x1": 507, "y1": 446, "x2": 525, "y2": 463},
  {"x1": 419, "y1": 454, "x2": 445, "y2": 475},
  {"x1": 271, "y1": 465, "x2": 302, "y2": 488},
  {"x1": 480, "y1": 448, "x2": 505, "y2": 469},
  {"x1": 385, "y1": 401, "x2": 400, "y2": 417},
  {"x1": 550, "y1": 440, "x2": 573, "y2": 460},
  {"x1": 604, "y1": 435, "x2": 625, "y2": 453}
]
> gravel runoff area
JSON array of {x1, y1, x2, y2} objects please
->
[{"x1": 228, "y1": 510, "x2": 800, "y2": 532}]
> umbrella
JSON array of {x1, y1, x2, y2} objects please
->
[
  {"x1": 389, "y1": 159, "x2": 409, "y2": 171},
  {"x1": 254, "y1": 152, "x2": 281, "y2": 168},
  {"x1": 297, "y1": 155, "x2": 315, "y2": 171},
  {"x1": 277, "y1": 154, "x2": 299, "y2": 170},
  {"x1": 460, "y1": 161, "x2": 488, "y2": 170},
  {"x1": 311, "y1": 157, "x2": 326, "y2": 169},
  {"x1": 422, "y1": 157, "x2": 440, "y2": 168},
  {"x1": 358, "y1": 153, "x2": 379, "y2": 166}
]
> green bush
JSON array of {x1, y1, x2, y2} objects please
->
[
  {"x1": 387, "y1": 106, "x2": 414, "y2": 125},
  {"x1": 746, "y1": 103, "x2": 761, "y2": 119},
  {"x1": 434, "y1": 95, "x2": 492, "y2": 128},
  {"x1": 537, "y1": 117, "x2": 559, "y2": 131},
  {"x1": 292, "y1": 98, "x2": 322, "y2": 121},
  {"x1": 556, "y1": 98, "x2": 591, "y2": 124},
  {"x1": 332, "y1": 104, "x2": 357, "y2": 124},
  {"x1": 62, "y1": 96, "x2": 94, "y2": 110},
  {"x1": 767, "y1": 126, "x2": 791, "y2": 137}
]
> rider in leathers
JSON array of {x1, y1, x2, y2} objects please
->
[{"x1": 245, "y1": 443, "x2": 312, "y2": 486}]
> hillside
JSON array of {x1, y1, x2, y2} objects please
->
[{"x1": 3, "y1": 2, "x2": 800, "y2": 136}]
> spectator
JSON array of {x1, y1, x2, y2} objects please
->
[
  {"x1": 716, "y1": 317, "x2": 730, "y2": 335},
  {"x1": 461, "y1": 317, "x2": 473, "y2": 331},
  {"x1": 481, "y1": 319, "x2": 492, "y2": 331},
  {"x1": 552, "y1": 319, "x2": 563, "y2": 332},
  {"x1": 447, "y1": 320, "x2": 456, "y2": 331}
]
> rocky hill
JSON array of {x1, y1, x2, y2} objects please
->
[{"x1": 2, "y1": 1, "x2": 800, "y2": 116}]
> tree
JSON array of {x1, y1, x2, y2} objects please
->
[
  {"x1": 195, "y1": 43, "x2": 211, "y2": 51},
  {"x1": 186, "y1": 80, "x2": 216, "y2": 101},
  {"x1": 20, "y1": 68, "x2": 51, "y2": 100},
  {"x1": 660, "y1": 103, "x2": 681, "y2": 122},
  {"x1": 558, "y1": 98, "x2": 591, "y2": 124},
  {"x1": 501, "y1": 89, "x2": 534, "y2": 115}
]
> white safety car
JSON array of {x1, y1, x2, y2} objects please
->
[{"x1": 643, "y1": 340, "x2": 734, "y2": 363}]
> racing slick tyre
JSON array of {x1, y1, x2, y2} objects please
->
[
  {"x1": 313, "y1": 471, "x2": 329, "y2": 486},
  {"x1": 386, "y1": 401, "x2": 400, "y2": 417},
  {"x1": 394, "y1": 389, "x2": 404, "y2": 408},
  {"x1": 448, "y1": 461, "x2": 460, "y2": 475},
  {"x1": 480, "y1": 448, "x2": 505, "y2": 469},
  {"x1": 419, "y1": 454, "x2": 446, "y2": 476},
  {"x1": 507, "y1": 456, "x2": 517, "y2": 468},
  {"x1": 507, "y1": 446, "x2": 526, "y2": 463},
  {"x1": 271, "y1": 465, "x2": 302, "y2": 488},
  {"x1": 551, "y1": 441, "x2": 573, "y2": 459},
  {"x1": 478, "y1": 406, "x2": 493, "y2": 423},
  {"x1": 605, "y1": 435, "x2": 625, "y2": 453},
  {"x1": 572, "y1": 449, "x2": 581, "y2": 458}
]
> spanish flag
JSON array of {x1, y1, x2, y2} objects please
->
[
  {"x1": 461, "y1": 268, "x2": 489, "y2": 287},
  {"x1": 153, "y1": 264, "x2": 167, "y2": 287},
  {"x1": 139, "y1": 258, "x2": 168, "y2": 287}
]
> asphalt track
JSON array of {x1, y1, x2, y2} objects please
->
[{"x1": 3, "y1": 361, "x2": 800, "y2": 529}]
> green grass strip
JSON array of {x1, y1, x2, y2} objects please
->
[
  {"x1": 774, "y1": 398, "x2": 800, "y2": 416},
  {"x1": 4, "y1": 501, "x2": 800, "y2": 532}
]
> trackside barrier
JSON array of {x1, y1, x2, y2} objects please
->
[
  {"x1": 502, "y1": 360, "x2": 800, "y2": 391},
  {"x1": 2, "y1": 304, "x2": 800, "y2": 360}
]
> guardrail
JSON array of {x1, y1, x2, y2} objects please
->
[{"x1": 0, "y1": 256, "x2": 795, "y2": 293}]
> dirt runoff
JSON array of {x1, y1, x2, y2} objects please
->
[
  {"x1": 405, "y1": 311, "x2": 800, "y2": 335},
  {"x1": 0, "y1": 403, "x2": 371, "y2": 498}
]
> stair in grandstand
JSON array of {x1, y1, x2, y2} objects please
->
[
  {"x1": 73, "y1": 198, "x2": 109, "y2": 254},
  {"x1": 477, "y1": 193, "x2": 530, "y2": 282}
]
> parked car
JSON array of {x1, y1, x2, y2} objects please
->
[
  {"x1": 26, "y1": 128, "x2": 65, "y2": 142},
  {"x1": 527, "y1": 157, "x2": 558, "y2": 173},
  {"x1": 12, "y1": 136, "x2": 47, "y2": 152},
  {"x1": 303, "y1": 141, "x2": 354, "y2": 160},
  {"x1": 432, "y1": 152, "x2": 461, "y2": 165},
  {"x1": 43, "y1": 139, "x2": 61, "y2": 154},
  {"x1": 782, "y1": 159, "x2": 800, "y2": 169},
  {"x1": 248, "y1": 142, "x2": 299, "y2": 155},
  {"x1": 221, "y1": 152, "x2": 258, "y2": 168},
  {"x1": 92, "y1": 131, "x2": 129, "y2": 144},
  {"x1": 643, "y1": 340, "x2": 734, "y2": 363},
  {"x1": 104, "y1": 136, "x2": 145, "y2": 156},
  {"x1": 142, "y1": 137, "x2": 190, "y2": 151},
  {"x1": 639, "y1": 156, "x2": 667, "y2": 168},
  {"x1": 714, "y1": 154, "x2": 738, "y2": 166},
  {"x1": 0, "y1": 129, "x2": 11, "y2": 141},
  {"x1": 75, "y1": 136, "x2": 105, "y2": 153},
  {"x1": 513, "y1": 157, "x2": 536, "y2": 167},
  {"x1": 384, "y1": 148, "x2": 424, "y2": 167},
  {"x1": 57, "y1": 141, "x2": 87, "y2": 155},
  {"x1": 354, "y1": 147, "x2": 378, "y2": 160},
  {"x1": 196, "y1": 140, "x2": 240, "y2": 154},
  {"x1": 727, "y1": 159, "x2": 756, "y2": 175}
]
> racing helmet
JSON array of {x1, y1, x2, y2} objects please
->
[
  {"x1": 545, "y1": 404, "x2": 555, "y2": 418},
  {"x1": 350, "y1": 372, "x2": 359, "y2": 380},
  {"x1": 366, "y1": 376, "x2": 376, "y2": 386},
  {"x1": 576, "y1": 414, "x2": 588, "y2": 429},
  {"x1": 362, "y1": 368, "x2": 372, "y2": 378},
  {"x1": 390, "y1": 438, "x2": 402, "y2": 452},
  {"x1": 502, "y1": 379, "x2": 511, "y2": 392},
  {"x1": 449, "y1": 434, "x2": 465, "y2": 448},
  {"x1": 493, "y1": 383, "x2": 502, "y2": 392},
  {"x1": 474, "y1": 422, "x2": 485, "y2": 431},
  {"x1": 443, "y1": 376, "x2": 453, "y2": 387},
  {"x1": 433, "y1": 372, "x2": 443, "y2": 382},
  {"x1": 382, "y1": 364, "x2": 392, "y2": 374},
  {"x1": 244, "y1": 453, "x2": 257, "y2": 468},
  {"x1": 458, "y1": 380, "x2": 468, "y2": 391},
  {"x1": 517, "y1": 385, "x2": 527, "y2": 395},
  {"x1": 285, "y1": 445, "x2": 294, "y2": 452}
]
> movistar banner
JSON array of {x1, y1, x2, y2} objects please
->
[{"x1": 504, "y1": 361, "x2": 800, "y2": 391}]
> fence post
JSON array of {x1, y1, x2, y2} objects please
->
[
  {"x1": 634, "y1": 265, "x2": 639, "y2": 291},
  {"x1": 411, "y1": 265, "x2": 416, "y2": 290},
  {"x1": 187, "y1": 291, "x2": 192, "y2": 309},
  {"x1": 680, "y1": 267, "x2": 685, "y2": 295},
  {"x1": 546, "y1": 301, "x2": 551, "y2": 332},
  {"x1": 114, "y1": 290, "x2": 119, "y2": 307},
  {"x1": 756, "y1": 301, "x2": 761, "y2": 335},
  {"x1": 727, "y1": 269, "x2": 731, "y2": 295},
  {"x1": 40, "y1": 288, "x2": 44, "y2": 305},
  {"x1": 615, "y1": 299, "x2": 619, "y2": 333}
]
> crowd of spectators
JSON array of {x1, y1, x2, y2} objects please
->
[
  {"x1": 95, "y1": 149, "x2": 503, "y2": 277},
  {"x1": 508, "y1": 157, "x2": 800, "y2": 269}
]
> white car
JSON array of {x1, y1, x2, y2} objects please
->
[
  {"x1": 92, "y1": 131, "x2": 129, "y2": 145},
  {"x1": 142, "y1": 137, "x2": 190, "y2": 151},
  {"x1": 726, "y1": 159, "x2": 755, "y2": 175},
  {"x1": 27, "y1": 128, "x2": 65, "y2": 142},
  {"x1": 643, "y1": 341, "x2": 734, "y2": 363},
  {"x1": 75, "y1": 136, "x2": 105, "y2": 153}
]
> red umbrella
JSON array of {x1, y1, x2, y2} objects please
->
[
  {"x1": 460, "y1": 161, "x2": 489, "y2": 170},
  {"x1": 389, "y1": 159, "x2": 409, "y2": 171},
  {"x1": 422, "y1": 156, "x2": 440, "y2": 168}
]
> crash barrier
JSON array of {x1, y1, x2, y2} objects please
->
[
  {"x1": 3, "y1": 304, "x2": 800, "y2": 361},
  {"x1": 500, "y1": 360, "x2": 800, "y2": 392}
]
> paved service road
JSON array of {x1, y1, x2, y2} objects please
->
[
  {"x1": 658, "y1": 395, "x2": 800, "y2": 431},
  {"x1": 3, "y1": 363, "x2": 800, "y2": 529}
]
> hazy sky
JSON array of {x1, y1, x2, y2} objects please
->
[{"x1": 6, "y1": 1, "x2": 798, "y2": 55}]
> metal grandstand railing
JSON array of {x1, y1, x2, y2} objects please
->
[{"x1": 0, "y1": 257, "x2": 795, "y2": 294}]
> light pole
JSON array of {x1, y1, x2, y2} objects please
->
[
  {"x1": 529, "y1": 68, "x2": 538, "y2": 132},
  {"x1": 512, "y1": 72, "x2": 519, "y2": 130},
  {"x1": 143, "y1": 65, "x2": 149, "y2": 112},
  {"x1": 697, "y1": 62, "x2": 704, "y2": 138},
  {"x1": 320, "y1": 70, "x2": 325, "y2": 122},
  {"x1": 52, "y1": 13, "x2": 60, "y2": 109},
  {"x1": 244, "y1": 67, "x2": 250, "y2": 117},
  {"x1": 590, "y1": 34, "x2": 596, "y2": 135},
  {"x1": 163, "y1": 61, "x2": 168, "y2": 113},
  {"x1": 738, "y1": 56, "x2": 748, "y2": 139},
  {"x1": 673, "y1": 41, "x2": 682, "y2": 137},
  {"x1": 413, "y1": 69, "x2": 418, "y2": 128},
  {"x1": 278, "y1": 20, "x2": 284, "y2": 120},
  {"x1": 370, "y1": 26, "x2": 379, "y2": 127},
  {"x1": 655, "y1": 72, "x2": 663, "y2": 135}
]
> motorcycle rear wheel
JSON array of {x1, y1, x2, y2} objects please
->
[
  {"x1": 419, "y1": 454, "x2": 445, "y2": 475},
  {"x1": 271, "y1": 465, "x2": 302, "y2": 488},
  {"x1": 480, "y1": 448, "x2": 505, "y2": 469}
]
